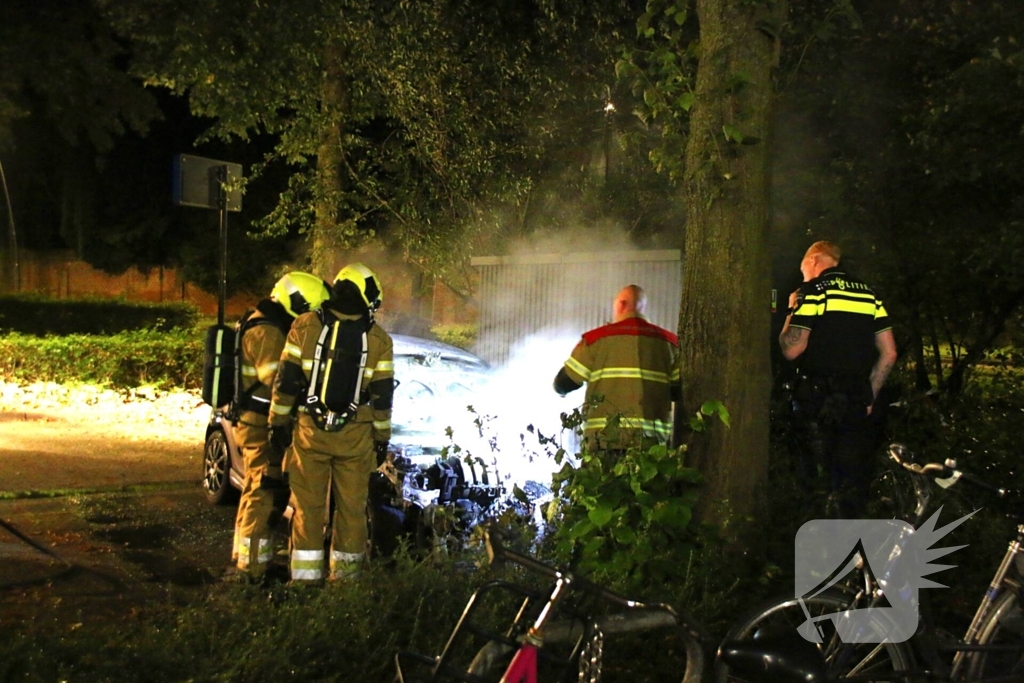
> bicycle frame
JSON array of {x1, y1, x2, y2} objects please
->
[
  {"x1": 719, "y1": 444, "x2": 1024, "y2": 683},
  {"x1": 395, "y1": 526, "x2": 711, "y2": 683}
]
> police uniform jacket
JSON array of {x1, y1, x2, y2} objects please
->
[
  {"x1": 789, "y1": 266, "x2": 891, "y2": 402},
  {"x1": 557, "y1": 313, "x2": 680, "y2": 447},
  {"x1": 268, "y1": 308, "x2": 394, "y2": 454}
]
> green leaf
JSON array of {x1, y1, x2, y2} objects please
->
[
  {"x1": 677, "y1": 92, "x2": 695, "y2": 111},
  {"x1": 700, "y1": 400, "x2": 731, "y2": 427},
  {"x1": 568, "y1": 518, "x2": 595, "y2": 541},
  {"x1": 722, "y1": 124, "x2": 744, "y2": 143},
  {"x1": 613, "y1": 525, "x2": 637, "y2": 545},
  {"x1": 588, "y1": 503, "x2": 615, "y2": 528},
  {"x1": 512, "y1": 484, "x2": 530, "y2": 505},
  {"x1": 674, "y1": 10, "x2": 688, "y2": 26},
  {"x1": 638, "y1": 459, "x2": 658, "y2": 483}
]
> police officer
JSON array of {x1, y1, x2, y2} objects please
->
[
  {"x1": 779, "y1": 241, "x2": 898, "y2": 517},
  {"x1": 232, "y1": 272, "x2": 331, "y2": 580},
  {"x1": 553, "y1": 284, "x2": 681, "y2": 450},
  {"x1": 268, "y1": 263, "x2": 394, "y2": 583}
]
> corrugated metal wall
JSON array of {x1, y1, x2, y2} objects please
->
[{"x1": 471, "y1": 250, "x2": 682, "y2": 366}]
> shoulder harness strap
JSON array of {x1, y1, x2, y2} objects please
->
[{"x1": 303, "y1": 309, "x2": 370, "y2": 432}]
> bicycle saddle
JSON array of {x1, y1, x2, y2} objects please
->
[{"x1": 718, "y1": 625, "x2": 828, "y2": 683}]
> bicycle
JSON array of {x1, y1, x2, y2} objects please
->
[
  {"x1": 394, "y1": 525, "x2": 715, "y2": 682},
  {"x1": 716, "y1": 442, "x2": 1024, "y2": 682}
]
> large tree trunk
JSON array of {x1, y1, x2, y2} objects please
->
[
  {"x1": 679, "y1": 0, "x2": 784, "y2": 520},
  {"x1": 312, "y1": 39, "x2": 350, "y2": 277}
]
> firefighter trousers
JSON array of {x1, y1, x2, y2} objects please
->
[
  {"x1": 232, "y1": 418, "x2": 283, "y2": 576},
  {"x1": 285, "y1": 416, "x2": 375, "y2": 583}
]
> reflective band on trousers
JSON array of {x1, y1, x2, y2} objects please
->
[
  {"x1": 330, "y1": 551, "x2": 363, "y2": 581},
  {"x1": 285, "y1": 342, "x2": 302, "y2": 359},
  {"x1": 330, "y1": 550, "x2": 363, "y2": 565},
  {"x1": 585, "y1": 417, "x2": 671, "y2": 438},
  {"x1": 373, "y1": 419, "x2": 391, "y2": 431},
  {"x1": 375, "y1": 360, "x2": 394, "y2": 372},
  {"x1": 237, "y1": 537, "x2": 272, "y2": 567},
  {"x1": 291, "y1": 549, "x2": 324, "y2": 581}
]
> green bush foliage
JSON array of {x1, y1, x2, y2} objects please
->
[
  {"x1": 0, "y1": 329, "x2": 202, "y2": 389},
  {"x1": 0, "y1": 294, "x2": 199, "y2": 335},
  {"x1": 549, "y1": 436, "x2": 702, "y2": 587},
  {"x1": 431, "y1": 323, "x2": 477, "y2": 351}
]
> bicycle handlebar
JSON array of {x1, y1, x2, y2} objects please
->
[
  {"x1": 480, "y1": 524, "x2": 711, "y2": 683},
  {"x1": 887, "y1": 443, "x2": 1009, "y2": 498},
  {"x1": 482, "y1": 525, "x2": 665, "y2": 613}
]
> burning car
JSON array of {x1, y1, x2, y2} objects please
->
[{"x1": 201, "y1": 333, "x2": 523, "y2": 553}]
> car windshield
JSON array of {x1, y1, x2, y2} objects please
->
[{"x1": 390, "y1": 337, "x2": 491, "y2": 452}]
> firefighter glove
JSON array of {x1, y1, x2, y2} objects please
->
[
  {"x1": 269, "y1": 423, "x2": 293, "y2": 464},
  {"x1": 374, "y1": 440, "x2": 390, "y2": 467}
]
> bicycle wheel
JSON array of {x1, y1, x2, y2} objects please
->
[
  {"x1": 964, "y1": 590, "x2": 1024, "y2": 680},
  {"x1": 715, "y1": 590, "x2": 915, "y2": 683}
]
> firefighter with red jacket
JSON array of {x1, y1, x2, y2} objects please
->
[
  {"x1": 231, "y1": 272, "x2": 331, "y2": 580},
  {"x1": 554, "y1": 285, "x2": 681, "y2": 449},
  {"x1": 268, "y1": 263, "x2": 394, "y2": 583}
]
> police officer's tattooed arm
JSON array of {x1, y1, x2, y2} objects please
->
[
  {"x1": 869, "y1": 329, "x2": 898, "y2": 404},
  {"x1": 779, "y1": 288, "x2": 810, "y2": 360}
]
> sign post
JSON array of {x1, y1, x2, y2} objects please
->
[{"x1": 172, "y1": 154, "x2": 243, "y2": 325}]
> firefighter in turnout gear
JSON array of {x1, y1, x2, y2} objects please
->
[
  {"x1": 269, "y1": 263, "x2": 394, "y2": 583},
  {"x1": 232, "y1": 271, "x2": 331, "y2": 580},
  {"x1": 554, "y1": 285, "x2": 681, "y2": 450}
]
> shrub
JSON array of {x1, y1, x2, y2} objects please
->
[
  {"x1": 431, "y1": 323, "x2": 477, "y2": 351},
  {"x1": 0, "y1": 329, "x2": 203, "y2": 389},
  {"x1": 0, "y1": 294, "x2": 199, "y2": 336}
]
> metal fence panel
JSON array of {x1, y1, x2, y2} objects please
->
[{"x1": 471, "y1": 251, "x2": 682, "y2": 367}]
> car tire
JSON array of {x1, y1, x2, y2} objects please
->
[{"x1": 203, "y1": 428, "x2": 237, "y2": 506}]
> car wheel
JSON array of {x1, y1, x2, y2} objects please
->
[{"x1": 202, "y1": 428, "x2": 237, "y2": 506}]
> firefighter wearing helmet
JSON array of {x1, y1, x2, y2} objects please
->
[
  {"x1": 231, "y1": 271, "x2": 331, "y2": 580},
  {"x1": 269, "y1": 263, "x2": 394, "y2": 583}
]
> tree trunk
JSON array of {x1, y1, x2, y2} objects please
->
[
  {"x1": 679, "y1": 0, "x2": 784, "y2": 520},
  {"x1": 312, "y1": 39, "x2": 350, "y2": 276}
]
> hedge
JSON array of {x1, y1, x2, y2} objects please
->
[
  {"x1": 0, "y1": 329, "x2": 203, "y2": 390},
  {"x1": 0, "y1": 295, "x2": 199, "y2": 336}
]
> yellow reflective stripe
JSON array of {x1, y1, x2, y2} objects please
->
[
  {"x1": 238, "y1": 538, "x2": 272, "y2": 567},
  {"x1": 270, "y1": 402, "x2": 292, "y2": 416},
  {"x1": 241, "y1": 364, "x2": 258, "y2": 377},
  {"x1": 285, "y1": 342, "x2": 302, "y2": 359},
  {"x1": 565, "y1": 357, "x2": 591, "y2": 381},
  {"x1": 670, "y1": 367, "x2": 681, "y2": 382},
  {"x1": 291, "y1": 549, "x2": 324, "y2": 579},
  {"x1": 375, "y1": 360, "x2": 393, "y2": 372},
  {"x1": 321, "y1": 323, "x2": 340, "y2": 396},
  {"x1": 301, "y1": 360, "x2": 315, "y2": 371},
  {"x1": 585, "y1": 417, "x2": 672, "y2": 437},
  {"x1": 826, "y1": 299, "x2": 876, "y2": 315},
  {"x1": 876, "y1": 303, "x2": 889, "y2": 319},
  {"x1": 824, "y1": 289, "x2": 875, "y2": 300},
  {"x1": 363, "y1": 368, "x2": 375, "y2": 380},
  {"x1": 802, "y1": 293, "x2": 826, "y2": 302},
  {"x1": 373, "y1": 419, "x2": 391, "y2": 431},
  {"x1": 794, "y1": 301, "x2": 825, "y2": 316},
  {"x1": 588, "y1": 368, "x2": 670, "y2": 383}
]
